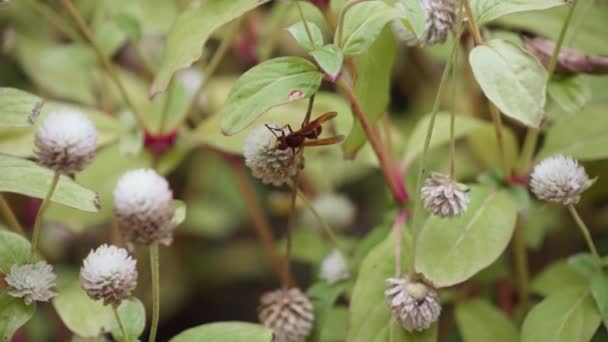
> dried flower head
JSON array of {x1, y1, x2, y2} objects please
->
[
  {"x1": 419, "y1": 0, "x2": 457, "y2": 46},
  {"x1": 243, "y1": 124, "x2": 303, "y2": 186},
  {"x1": 320, "y1": 249, "x2": 350, "y2": 284},
  {"x1": 302, "y1": 193, "x2": 355, "y2": 231},
  {"x1": 385, "y1": 276, "x2": 441, "y2": 332},
  {"x1": 80, "y1": 244, "x2": 138, "y2": 306},
  {"x1": 34, "y1": 109, "x2": 97, "y2": 173},
  {"x1": 258, "y1": 288, "x2": 314, "y2": 342},
  {"x1": 421, "y1": 172, "x2": 469, "y2": 218},
  {"x1": 4, "y1": 261, "x2": 57, "y2": 305},
  {"x1": 530, "y1": 155, "x2": 594, "y2": 205},
  {"x1": 113, "y1": 169, "x2": 175, "y2": 245}
]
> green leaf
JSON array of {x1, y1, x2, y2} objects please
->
[
  {"x1": 0, "y1": 230, "x2": 30, "y2": 273},
  {"x1": 220, "y1": 57, "x2": 323, "y2": 134},
  {"x1": 416, "y1": 186, "x2": 518, "y2": 287},
  {"x1": 472, "y1": 0, "x2": 565, "y2": 24},
  {"x1": 467, "y1": 124, "x2": 519, "y2": 173},
  {"x1": 591, "y1": 271, "x2": 608, "y2": 329},
  {"x1": 469, "y1": 39, "x2": 547, "y2": 128},
  {"x1": 568, "y1": 254, "x2": 601, "y2": 279},
  {"x1": 150, "y1": 0, "x2": 270, "y2": 96},
  {"x1": 338, "y1": 1, "x2": 406, "y2": 56},
  {"x1": 0, "y1": 88, "x2": 43, "y2": 128},
  {"x1": 112, "y1": 298, "x2": 146, "y2": 342},
  {"x1": 522, "y1": 286, "x2": 601, "y2": 342},
  {"x1": 0, "y1": 154, "x2": 99, "y2": 212},
  {"x1": 531, "y1": 260, "x2": 587, "y2": 297},
  {"x1": 402, "y1": 113, "x2": 487, "y2": 167},
  {"x1": 169, "y1": 322, "x2": 273, "y2": 342},
  {"x1": 456, "y1": 299, "x2": 519, "y2": 342},
  {"x1": 342, "y1": 27, "x2": 395, "y2": 158},
  {"x1": 172, "y1": 199, "x2": 187, "y2": 228},
  {"x1": 538, "y1": 106, "x2": 608, "y2": 161},
  {"x1": 310, "y1": 44, "x2": 344, "y2": 81},
  {"x1": 287, "y1": 21, "x2": 324, "y2": 52},
  {"x1": 348, "y1": 231, "x2": 437, "y2": 342},
  {"x1": 0, "y1": 292, "x2": 36, "y2": 342},
  {"x1": 307, "y1": 282, "x2": 345, "y2": 342},
  {"x1": 547, "y1": 74, "x2": 591, "y2": 114}
]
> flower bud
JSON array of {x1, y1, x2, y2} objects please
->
[
  {"x1": 113, "y1": 169, "x2": 175, "y2": 245},
  {"x1": 80, "y1": 244, "x2": 138, "y2": 306},
  {"x1": 4, "y1": 261, "x2": 57, "y2": 305},
  {"x1": 258, "y1": 288, "x2": 314, "y2": 342},
  {"x1": 320, "y1": 249, "x2": 350, "y2": 284},
  {"x1": 385, "y1": 276, "x2": 441, "y2": 332},
  {"x1": 530, "y1": 155, "x2": 594, "y2": 205},
  {"x1": 421, "y1": 172, "x2": 469, "y2": 218},
  {"x1": 34, "y1": 109, "x2": 97, "y2": 173}
]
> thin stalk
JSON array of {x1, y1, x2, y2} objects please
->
[
  {"x1": 547, "y1": 0, "x2": 580, "y2": 78},
  {"x1": 568, "y1": 205, "x2": 601, "y2": 262},
  {"x1": 112, "y1": 305, "x2": 130, "y2": 342},
  {"x1": 513, "y1": 215, "x2": 530, "y2": 311},
  {"x1": 284, "y1": 171, "x2": 300, "y2": 290},
  {"x1": 60, "y1": 0, "x2": 149, "y2": 132},
  {"x1": 449, "y1": 43, "x2": 460, "y2": 178},
  {"x1": 516, "y1": 128, "x2": 539, "y2": 174},
  {"x1": 225, "y1": 155, "x2": 290, "y2": 287},
  {"x1": 25, "y1": 0, "x2": 82, "y2": 42},
  {"x1": 0, "y1": 194, "x2": 25, "y2": 237},
  {"x1": 462, "y1": 0, "x2": 483, "y2": 46},
  {"x1": 158, "y1": 78, "x2": 175, "y2": 134},
  {"x1": 408, "y1": 22, "x2": 464, "y2": 276},
  {"x1": 294, "y1": 187, "x2": 342, "y2": 251},
  {"x1": 30, "y1": 172, "x2": 60, "y2": 261},
  {"x1": 295, "y1": 1, "x2": 317, "y2": 50},
  {"x1": 393, "y1": 211, "x2": 406, "y2": 276},
  {"x1": 148, "y1": 243, "x2": 160, "y2": 342},
  {"x1": 488, "y1": 104, "x2": 510, "y2": 178},
  {"x1": 336, "y1": 0, "x2": 369, "y2": 48}
]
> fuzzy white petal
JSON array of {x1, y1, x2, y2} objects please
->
[
  {"x1": 4, "y1": 261, "x2": 57, "y2": 305},
  {"x1": 320, "y1": 249, "x2": 350, "y2": 284},
  {"x1": 530, "y1": 155, "x2": 594, "y2": 205}
]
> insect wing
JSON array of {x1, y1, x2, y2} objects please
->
[{"x1": 302, "y1": 135, "x2": 344, "y2": 147}]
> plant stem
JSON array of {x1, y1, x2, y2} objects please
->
[
  {"x1": 158, "y1": 78, "x2": 174, "y2": 134},
  {"x1": 25, "y1": 0, "x2": 82, "y2": 42},
  {"x1": 462, "y1": 0, "x2": 483, "y2": 46},
  {"x1": 59, "y1": 0, "x2": 149, "y2": 132},
  {"x1": 112, "y1": 305, "x2": 130, "y2": 342},
  {"x1": 513, "y1": 215, "x2": 530, "y2": 311},
  {"x1": 295, "y1": 1, "x2": 317, "y2": 50},
  {"x1": 516, "y1": 128, "x2": 539, "y2": 174},
  {"x1": 30, "y1": 172, "x2": 60, "y2": 261},
  {"x1": 336, "y1": 79, "x2": 408, "y2": 204},
  {"x1": 547, "y1": 0, "x2": 580, "y2": 78},
  {"x1": 568, "y1": 205, "x2": 601, "y2": 262},
  {"x1": 148, "y1": 243, "x2": 160, "y2": 342},
  {"x1": 488, "y1": 104, "x2": 510, "y2": 178},
  {"x1": 293, "y1": 187, "x2": 342, "y2": 251},
  {"x1": 408, "y1": 23, "x2": 465, "y2": 276},
  {"x1": 225, "y1": 155, "x2": 290, "y2": 287},
  {"x1": 336, "y1": 0, "x2": 369, "y2": 48},
  {"x1": 393, "y1": 211, "x2": 406, "y2": 276},
  {"x1": 0, "y1": 194, "x2": 25, "y2": 237},
  {"x1": 284, "y1": 171, "x2": 300, "y2": 290},
  {"x1": 449, "y1": 42, "x2": 460, "y2": 179}
]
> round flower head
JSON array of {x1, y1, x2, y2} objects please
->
[
  {"x1": 419, "y1": 0, "x2": 457, "y2": 46},
  {"x1": 385, "y1": 276, "x2": 441, "y2": 332},
  {"x1": 530, "y1": 155, "x2": 594, "y2": 205},
  {"x1": 80, "y1": 244, "x2": 138, "y2": 306},
  {"x1": 258, "y1": 288, "x2": 314, "y2": 342},
  {"x1": 302, "y1": 193, "x2": 356, "y2": 231},
  {"x1": 243, "y1": 124, "x2": 303, "y2": 186},
  {"x1": 320, "y1": 249, "x2": 350, "y2": 285},
  {"x1": 113, "y1": 169, "x2": 175, "y2": 245},
  {"x1": 34, "y1": 109, "x2": 97, "y2": 173},
  {"x1": 4, "y1": 261, "x2": 57, "y2": 305},
  {"x1": 421, "y1": 172, "x2": 469, "y2": 218}
]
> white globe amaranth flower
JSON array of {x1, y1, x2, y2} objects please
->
[
  {"x1": 258, "y1": 288, "x2": 314, "y2": 342},
  {"x1": 302, "y1": 193, "x2": 356, "y2": 231},
  {"x1": 421, "y1": 172, "x2": 469, "y2": 218},
  {"x1": 320, "y1": 249, "x2": 350, "y2": 284},
  {"x1": 113, "y1": 169, "x2": 175, "y2": 245},
  {"x1": 530, "y1": 155, "x2": 595, "y2": 205},
  {"x1": 243, "y1": 124, "x2": 303, "y2": 186},
  {"x1": 4, "y1": 261, "x2": 57, "y2": 305},
  {"x1": 34, "y1": 109, "x2": 97, "y2": 173},
  {"x1": 419, "y1": 0, "x2": 457, "y2": 46},
  {"x1": 385, "y1": 276, "x2": 441, "y2": 332},
  {"x1": 80, "y1": 244, "x2": 138, "y2": 306}
]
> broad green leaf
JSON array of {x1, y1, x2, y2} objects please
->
[
  {"x1": 531, "y1": 261, "x2": 587, "y2": 297},
  {"x1": 342, "y1": 27, "x2": 395, "y2": 158},
  {"x1": 111, "y1": 298, "x2": 146, "y2": 342},
  {"x1": 0, "y1": 292, "x2": 35, "y2": 341},
  {"x1": 348, "y1": 231, "x2": 437, "y2": 342},
  {"x1": 416, "y1": 186, "x2": 517, "y2": 287},
  {"x1": 403, "y1": 113, "x2": 486, "y2": 167},
  {"x1": 220, "y1": 57, "x2": 323, "y2": 134},
  {"x1": 469, "y1": 39, "x2": 547, "y2": 128},
  {"x1": 307, "y1": 282, "x2": 346, "y2": 342},
  {"x1": 471, "y1": 0, "x2": 565, "y2": 24},
  {"x1": 0, "y1": 230, "x2": 30, "y2": 273},
  {"x1": 522, "y1": 286, "x2": 601, "y2": 342},
  {"x1": 591, "y1": 271, "x2": 608, "y2": 329},
  {"x1": 287, "y1": 21, "x2": 324, "y2": 52},
  {"x1": 321, "y1": 307, "x2": 349, "y2": 342},
  {"x1": 538, "y1": 106, "x2": 608, "y2": 161},
  {"x1": 150, "y1": 0, "x2": 271, "y2": 96},
  {"x1": 568, "y1": 254, "x2": 600, "y2": 280},
  {"x1": 395, "y1": 0, "x2": 426, "y2": 39},
  {"x1": 456, "y1": 299, "x2": 519, "y2": 342},
  {"x1": 338, "y1": 1, "x2": 406, "y2": 56},
  {"x1": 310, "y1": 44, "x2": 344, "y2": 81},
  {"x1": 170, "y1": 322, "x2": 272, "y2": 342},
  {"x1": 466, "y1": 124, "x2": 519, "y2": 170},
  {"x1": 53, "y1": 278, "x2": 113, "y2": 337},
  {"x1": 547, "y1": 75, "x2": 591, "y2": 114},
  {"x1": 0, "y1": 154, "x2": 99, "y2": 212},
  {"x1": 0, "y1": 88, "x2": 43, "y2": 128},
  {"x1": 172, "y1": 199, "x2": 187, "y2": 228}
]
